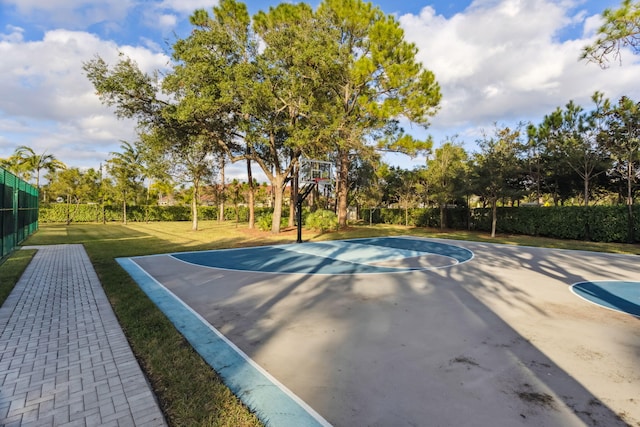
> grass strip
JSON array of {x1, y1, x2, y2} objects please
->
[
  {"x1": 0, "y1": 249, "x2": 36, "y2": 306},
  {"x1": 16, "y1": 221, "x2": 640, "y2": 426},
  {"x1": 318, "y1": 225, "x2": 640, "y2": 255}
]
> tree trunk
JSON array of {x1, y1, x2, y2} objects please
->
[
  {"x1": 122, "y1": 195, "x2": 127, "y2": 225},
  {"x1": 491, "y1": 199, "x2": 497, "y2": 238},
  {"x1": 584, "y1": 175, "x2": 589, "y2": 206},
  {"x1": 289, "y1": 182, "x2": 296, "y2": 228},
  {"x1": 218, "y1": 158, "x2": 225, "y2": 223},
  {"x1": 144, "y1": 182, "x2": 150, "y2": 223},
  {"x1": 247, "y1": 158, "x2": 255, "y2": 229},
  {"x1": 191, "y1": 180, "x2": 199, "y2": 231},
  {"x1": 627, "y1": 161, "x2": 634, "y2": 243},
  {"x1": 536, "y1": 159, "x2": 541, "y2": 202},
  {"x1": 66, "y1": 194, "x2": 71, "y2": 225},
  {"x1": 271, "y1": 175, "x2": 285, "y2": 234},
  {"x1": 405, "y1": 203, "x2": 409, "y2": 226},
  {"x1": 440, "y1": 204, "x2": 445, "y2": 230},
  {"x1": 337, "y1": 149, "x2": 349, "y2": 228}
]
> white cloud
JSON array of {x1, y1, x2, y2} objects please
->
[
  {"x1": 2, "y1": 0, "x2": 639, "y2": 174},
  {"x1": 4, "y1": 0, "x2": 135, "y2": 30},
  {"x1": 3, "y1": 0, "x2": 205, "y2": 38},
  {"x1": 582, "y1": 13, "x2": 603, "y2": 37},
  {"x1": 158, "y1": 0, "x2": 219, "y2": 14},
  {"x1": 398, "y1": 0, "x2": 640, "y2": 148},
  {"x1": 140, "y1": 37, "x2": 164, "y2": 53},
  {"x1": 1, "y1": 25, "x2": 24, "y2": 42},
  {"x1": 158, "y1": 14, "x2": 178, "y2": 29},
  {"x1": 0, "y1": 27, "x2": 169, "y2": 168},
  {"x1": 141, "y1": 0, "x2": 221, "y2": 36}
]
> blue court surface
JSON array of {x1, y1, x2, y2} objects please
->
[
  {"x1": 171, "y1": 237, "x2": 473, "y2": 274},
  {"x1": 118, "y1": 236, "x2": 640, "y2": 427},
  {"x1": 571, "y1": 281, "x2": 640, "y2": 317}
]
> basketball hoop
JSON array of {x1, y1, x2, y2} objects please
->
[
  {"x1": 299, "y1": 158, "x2": 332, "y2": 187},
  {"x1": 313, "y1": 177, "x2": 331, "y2": 193}
]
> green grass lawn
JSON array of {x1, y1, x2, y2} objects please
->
[
  {"x1": 3, "y1": 221, "x2": 639, "y2": 426},
  {"x1": 0, "y1": 249, "x2": 36, "y2": 306}
]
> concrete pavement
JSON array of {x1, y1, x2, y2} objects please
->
[{"x1": 0, "y1": 244, "x2": 166, "y2": 427}]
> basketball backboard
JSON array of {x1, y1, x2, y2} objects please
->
[{"x1": 299, "y1": 158, "x2": 332, "y2": 188}]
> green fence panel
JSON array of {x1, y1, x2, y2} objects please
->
[{"x1": 0, "y1": 168, "x2": 39, "y2": 260}]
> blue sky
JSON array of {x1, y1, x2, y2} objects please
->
[{"x1": 0, "y1": 0, "x2": 636, "y2": 182}]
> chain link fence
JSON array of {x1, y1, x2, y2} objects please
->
[{"x1": 1, "y1": 167, "x2": 39, "y2": 260}]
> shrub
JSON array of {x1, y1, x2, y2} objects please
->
[
  {"x1": 256, "y1": 213, "x2": 272, "y2": 231},
  {"x1": 305, "y1": 209, "x2": 338, "y2": 233},
  {"x1": 256, "y1": 212, "x2": 288, "y2": 231}
]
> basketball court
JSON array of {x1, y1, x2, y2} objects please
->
[{"x1": 117, "y1": 236, "x2": 640, "y2": 426}]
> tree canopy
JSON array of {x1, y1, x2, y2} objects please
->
[
  {"x1": 83, "y1": 0, "x2": 441, "y2": 232},
  {"x1": 582, "y1": 0, "x2": 640, "y2": 66}
]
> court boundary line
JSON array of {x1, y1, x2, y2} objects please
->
[{"x1": 116, "y1": 257, "x2": 333, "y2": 427}]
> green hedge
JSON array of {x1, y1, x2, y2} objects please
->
[
  {"x1": 471, "y1": 206, "x2": 639, "y2": 242},
  {"x1": 361, "y1": 208, "x2": 469, "y2": 229},
  {"x1": 361, "y1": 206, "x2": 639, "y2": 243},
  {"x1": 39, "y1": 204, "x2": 272, "y2": 224},
  {"x1": 40, "y1": 203, "x2": 639, "y2": 243}
]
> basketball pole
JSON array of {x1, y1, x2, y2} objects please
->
[{"x1": 296, "y1": 182, "x2": 316, "y2": 243}]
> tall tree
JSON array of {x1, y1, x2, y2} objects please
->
[
  {"x1": 398, "y1": 169, "x2": 422, "y2": 227},
  {"x1": 378, "y1": 166, "x2": 421, "y2": 226},
  {"x1": 84, "y1": 0, "x2": 440, "y2": 232},
  {"x1": 527, "y1": 120, "x2": 582, "y2": 205},
  {"x1": 47, "y1": 167, "x2": 98, "y2": 224},
  {"x1": 525, "y1": 124, "x2": 547, "y2": 203},
  {"x1": 601, "y1": 96, "x2": 640, "y2": 242},
  {"x1": 348, "y1": 154, "x2": 382, "y2": 219},
  {"x1": 138, "y1": 136, "x2": 175, "y2": 206},
  {"x1": 582, "y1": 0, "x2": 640, "y2": 67},
  {"x1": 251, "y1": 2, "x2": 331, "y2": 232},
  {"x1": 227, "y1": 178, "x2": 245, "y2": 225},
  {"x1": 84, "y1": 3, "x2": 241, "y2": 229},
  {"x1": 316, "y1": 0, "x2": 441, "y2": 228},
  {"x1": 106, "y1": 141, "x2": 144, "y2": 225},
  {"x1": 353, "y1": 165, "x2": 384, "y2": 225},
  {"x1": 472, "y1": 125, "x2": 523, "y2": 238},
  {"x1": 12, "y1": 146, "x2": 66, "y2": 190},
  {"x1": 141, "y1": 130, "x2": 219, "y2": 230},
  {"x1": 543, "y1": 96, "x2": 611, "y2": 206},
  {"x1": 85, "y1": 0, "x2": 322, "y2": 234},
  {"x1": 1, "y1": 154, "x2": 29, "y2": 180},
  {"x1": 424, "y1": 141, "x2": 468, "y2": 229}
]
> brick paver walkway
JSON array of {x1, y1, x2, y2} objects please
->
[{"x1": 0, "y1": 245, "x2": 166, "y2": 426}]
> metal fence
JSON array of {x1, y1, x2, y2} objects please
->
[{"x1": 1, "y1": 167, "x2": 39, "y2": 259}]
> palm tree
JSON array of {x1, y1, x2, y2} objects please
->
[
  {"x1": 106, "y1": 141, "x2": 144, "y2": 224},
  {"x1": 13, "y1": 146, "x2": 66, "y2": 189}
]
